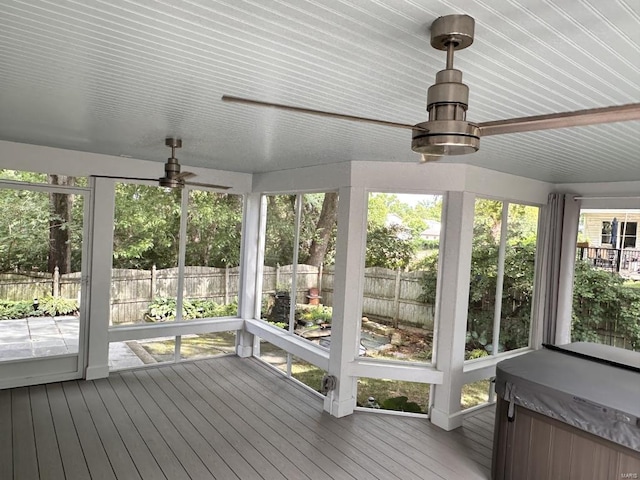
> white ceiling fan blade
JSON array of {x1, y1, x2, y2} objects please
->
[
  {"x1": 222, "y1": 95, "x2": 423, "y2": 131},
  {"x1": 478, "y1": 103, "x2": 640, "y2": 137},
  {"x1": 184, "y1": 180, "x2": 231, "y2": 190}
]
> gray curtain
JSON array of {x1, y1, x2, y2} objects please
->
[{"x1": 532, "y1": 193, "x2": 580, "y2": 348}]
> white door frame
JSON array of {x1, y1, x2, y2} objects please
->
[{"x1": 0, "y1": 179, "x2": 92, "y2": 389}]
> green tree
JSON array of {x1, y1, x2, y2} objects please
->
[
  {"x1": 263, "y1": 193, "x2": 340, "y2": 268},
  {"x1": 0, "y1": 170, "x2": 83, "y2": 273},
  {"x1": 185, "y1": 191, "x2": 243, "y2": 267},
  {"x1": 113, "y1": 186, "x2": 245, "y2": 269},
  {"x1": 419, "y1": 199, "x2": 539, "y2": 352},
  {"x1": 0, "y1": 189, "x2": 50, "y2": 271},
  {"x1": 365, "y1": 193, "x2": 443, "y2": 269},
  {"x1": 112, "y1": 184, "x2": 181, "y2": 269},
  {"x1": 47, "y1": 175, "x2": 75, "y2": 274},
  {"x1": 365, "y1": 224, "x2": 414, "y2": 269},
  {"x1": 304, "y1": 192, "x2": 338, "y2": 267},
  {"x1": 264, "y1": 194, "x2": 296, "y2": 267}
]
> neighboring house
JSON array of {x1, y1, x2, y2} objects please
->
[
  {"x1": 384, "y1": 213, "x2": 411, "y2": 240},
  {"x1": 420, "y1": 220, "x2": 441, "y2": 241},
  {"x1": 384, "y1": 213, "x2": 403, "y2": 227},
  {"x1": 580, "y1": 210, "x2": 640, "y2": 249}
]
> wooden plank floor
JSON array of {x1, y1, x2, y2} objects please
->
[{"x1": 0, "y1": 355, "x2": 494, "y2": 479}]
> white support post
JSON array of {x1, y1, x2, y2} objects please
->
[
  {"x1": 236, "y1": 193, "x2": 263, "y2": 357},
  {"x1": 85, "y1": 177, "x2": 116, "y2": 380},
  {"x1": 555, "y1": 196, "x2": 581, "y2": 345},
  {"x1": 323, "y1": 186, "x2": 367, "y2": 418},
  {"x1": 430, "y1": 191, "x2": 475, "y2": 430}
]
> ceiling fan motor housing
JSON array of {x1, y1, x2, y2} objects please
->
[
  {"x1": 412, "y1": 14, "x2": 480, "y2": 157},
  {"x1": 159, "y1": 157, "x2": 183, "y2": 188},
  {"x1": 160, "y1": 138, "x2": 184, "y2": 188}
]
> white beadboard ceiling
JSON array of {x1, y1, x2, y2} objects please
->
[{"x1": 0, "y1": 0, "x2": 638, "y2": 184}]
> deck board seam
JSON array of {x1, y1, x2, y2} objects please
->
[
  {"x1": 223, "y1": 356, "x2": 440, "y2": 480},
  {"x1": 191, "y1": 360, "x2": 359, "y2": 480},
  {"x1": 211, "y1": 359, "x2": 397, "y2": 480}
]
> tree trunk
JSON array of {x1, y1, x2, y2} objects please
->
[
  {"x1": 48, "y1": 175, "x2": 74, "y2": 274},
  {"x1": 306, "y1": 192, "x2": 338, "y2": 267}
]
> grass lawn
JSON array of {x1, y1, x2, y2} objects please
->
[
  {"x1": 138, "y1": 331, "x2": 236, "y2": 362},
  {"x1": 358, "y1": 377, "x2": 430, "y2": 413},
  {"x1": 461, "y1": 379, "x2": 492, "y2": 409}
]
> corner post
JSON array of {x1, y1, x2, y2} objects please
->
[
  {"x1": 236, "y1": 192, "x2": 263, "y2": 357},
  {"x1": 324, "y1": 186, "x2": 367, "y2": 417},
  {"x1": 430, "y1": 191, "x2": 475, "y2": 430},
  {"x1": 85, "y1": 177, "x2": 116, "y2": 380}
]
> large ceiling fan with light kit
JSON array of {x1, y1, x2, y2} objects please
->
[
  {"x1": 222, "y1": 14, "x2": 640, "y2": 162},
  {"x1": 92, "y1": 138, "x2": 230, "y2": 189}
]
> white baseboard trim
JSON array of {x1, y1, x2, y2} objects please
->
[
  {"x1": 85, "y1": 364, "x2": 109, "y2": 380},
  {"x1": 323, "y1": 393, "x2": 354, "y2": 418},
  {"x1": 429, "y1": 406, "x2": 465, "y2": 431}
]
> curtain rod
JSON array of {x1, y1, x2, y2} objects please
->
[{"x1": 572, "y1": 195, "x2": 640, "y2": 200}]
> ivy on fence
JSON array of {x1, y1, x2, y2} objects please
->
[{"x1": 572, "y1": 260, "x2": 640, "y2": 350}]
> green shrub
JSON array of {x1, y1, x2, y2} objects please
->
[
  {"x1": 298, "y1": 305, "x2": 332, "y2": 324},
  {"x1": 380, "y1": 396, "x2": 423, "y2": 413},
  {"x1": 0, "y1": 299, "x2": 40, "y2": 319},
  {"x1": 465, "y1": 348, "x2": 489, "y2": 360},
  {"x1": 572, "y1": 260, "x2": 640, "y2": 350},
  {"x1": 267, "y1": 321, "x2": 288, "y2": 329},
  {"x1": 144, "y1": 297, "x2": 238, "y2": 322},
  {"x1": 38, "y1": 295, "x2": 78, "y2": 316},
  {"x1": 191, "y1": 298, "x2": 238, "y2": 318}
]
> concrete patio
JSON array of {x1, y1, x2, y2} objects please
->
[
  {"x1": 0, "y1": 316, "x2": 79, "y2": 360},
  {"x1": 0, "y1": 317, "x2": 144, "y2": 369}
]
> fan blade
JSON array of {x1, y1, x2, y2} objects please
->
[
  {"x1": 175, "y1": 171, "x2": 196, "y2": 180},
  {"x1": 91, "y1": 174, "x2": 158, "y2": 182},
  {"x1": 478, "y1": 103, "x2": 640, "y2": 137},
  {"x1": 222, "y1": 95, "x2": 422, "y2": 131},
  {"x1": 184, "y1": 181, "x2": 231, "y2": 190}
]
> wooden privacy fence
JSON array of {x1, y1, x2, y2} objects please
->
[
  {"x1": 320, "y1": 266, "x2": 435, "y2": 329},
  {"x1": 0, "y1": 264, "x2": 436, "y2": 328},
  {"x1": 110, "y1": 266, "x2": 242, "y2": 325},
  {"x1": 0, "y1": 268, "x2": 82, "y2": 302},
  {"x1": 0, "y1": 271, "x2": 54, "y2": 301}
]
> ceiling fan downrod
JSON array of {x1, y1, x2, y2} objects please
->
[
  {"x1": 160, "y1": 137, "x2": 183, "y2": 188},
  {"x1": 412, "y1": 14, "x2": 481, "y2": 158}
]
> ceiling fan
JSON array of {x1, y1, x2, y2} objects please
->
[
  {"x1": 92, "y1": 138, "x2": 230, "y2": 189},
  {"x1": 222, "y1": 14, "x2": 640, "y2": 161}
]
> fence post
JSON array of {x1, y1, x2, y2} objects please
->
[
  {"x1": 275, "y1": 263, "x2": 280, "y2": 291},
  {"x1": 393, "y1": 267, "x2": 401, "y2": 328},
  {"x1": 318, "y1": 263, "x2": 323, "y2": 296},
  {"x1": 53, "y1": 266, "x2": 60, "y2": 297},
  {"x1": 225, "y1": 264, "x2": 230, "y2": 305},
  {"x1": 150, "y1": 265, "x2": 157, "y2": 300}
]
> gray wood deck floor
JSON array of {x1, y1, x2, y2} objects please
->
[{"x1": 0, "y1": 355, "x2": 494, "y2": 479}]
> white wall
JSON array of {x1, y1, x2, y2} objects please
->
[{"x1": 253, "y1": 160, "x2": 553, "y2": 202}]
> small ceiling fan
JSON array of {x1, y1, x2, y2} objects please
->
[
  {"x1": 93, "y1": 138, "x2": 230, "y2": 189},
  {"x1": 222, "y1": 14, "x2": 640, "y2": 161}
]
